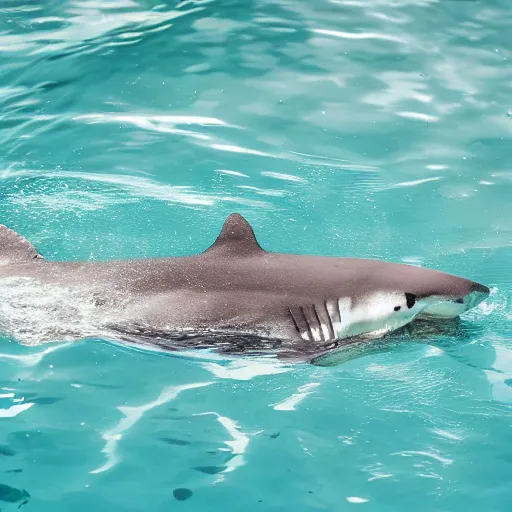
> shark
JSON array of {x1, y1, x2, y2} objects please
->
[{"x1": 0, "y1": 213, "x2": 489, "y2": 363}]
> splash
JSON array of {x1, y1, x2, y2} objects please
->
[{"x1": 0, "y1": 277, "x2": 124, "y2": 345}]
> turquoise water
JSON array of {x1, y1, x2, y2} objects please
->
[{"x1": 0, "y1": 0, "x2": 511, "y2": 509}]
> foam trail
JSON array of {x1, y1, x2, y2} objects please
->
[{"x1": 0, "y1": 277, "x2": 108, "y2": 344}]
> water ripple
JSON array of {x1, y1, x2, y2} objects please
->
[
  {"x1": 312, "y1": 27, "x2": 406, "y2": 44},
  {"x1": 90, "y1": 381, "x2": 213, "y2": 474},
  {"x1": 0, "y1": 0, "x2": 511, "y2": 510}
]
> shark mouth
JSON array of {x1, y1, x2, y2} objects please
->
[{"x1": 416, "y1": 287, "x2": 489, "y2": 320}]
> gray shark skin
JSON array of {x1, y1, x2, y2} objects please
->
[{"x1": 0, "y1": 214, "x2": 489, "y2": 362}]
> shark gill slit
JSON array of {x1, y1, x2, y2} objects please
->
[
  {"x1": 288, "y1": 306, "x2": 313, "y2": 342},
  {"x1": 301, "y1": 306, "x2": 315, "y2": 341},
  {"x1": 323, "y1": 300, "x2": 336, "y2": 340},
  {"x1": 288, "y1": 307, "x2": 302, "y2": 339},
  {"x1": 288, "y1": 304, "x2": 339, "y2": 343},
  {"x1": 312, "y1": 303, "x2": 326, "y2": 342},
  {"x1": 326, "y1": 299, "x2": 342, "y2": 337}
]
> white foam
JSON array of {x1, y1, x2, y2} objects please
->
[{"x1": 0, "y1": 277, "x2": 115, "y2": 345}]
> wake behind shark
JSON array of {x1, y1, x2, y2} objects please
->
[{"x1": 0, "y1": 214, "x2": 489, "y2": 363}]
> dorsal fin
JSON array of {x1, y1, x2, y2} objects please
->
[
  {"x1": 0, "y1": 225, "x2": 44, "y2": 264},
  {"x1": 203, "y1": 213, "x2": 264, "y2": 256}
]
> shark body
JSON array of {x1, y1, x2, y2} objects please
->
[{"x1": 0, "y1": 214, "x2": 489, "y2": 362}]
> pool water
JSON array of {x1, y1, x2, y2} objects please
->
[{"x1": 1, "y1": 0, "x2": 511, "y2": 510}]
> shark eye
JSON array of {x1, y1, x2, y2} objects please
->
[
  {"x1": 405, "y1": 293, "x2": 417, "y2": 309},
  {"x1": 394, "y1": 305, "x2": 401, "y2": 312}
]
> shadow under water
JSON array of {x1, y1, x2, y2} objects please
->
[
  {"x1": 106, "y1": 315, "x2": 485, "y2": 367},
  {"x1": 311, "y1": 316, "x2": 486, "y2": 366}
]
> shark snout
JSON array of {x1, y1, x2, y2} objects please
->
[
  {"x1": 417, "y1": 280, "x2": 490, "y2": 319},
  {"x1": 463, "y1": 282, "x2": 490, "y2": 310}
]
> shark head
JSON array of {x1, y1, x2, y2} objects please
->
[
  {"x1": 202, "y1": 213, "x2": 490, "y2": 346},
  {"x1": 332, "y1": 260, "x2": 490, "y2": 340}
]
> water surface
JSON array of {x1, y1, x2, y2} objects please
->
[{"x1": 0, "y1": 0, "x2": 511, "y2": 510}]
